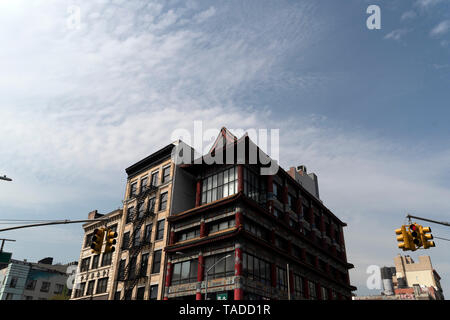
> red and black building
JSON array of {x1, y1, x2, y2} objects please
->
[{"x1": 163, "y1": 128, "x2": 356, "y2": 300}]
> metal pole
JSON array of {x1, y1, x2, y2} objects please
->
[
  {"x1": 287, "y1": 263, "x2": 291, "y2": 300},
  {"x1": 204, "y1": 254, "x2": 231, "y2": 300},
  {"x1": 0, "y1": 218, "x2": 109, "y2": 233},
  {"x1": 0, "y1": 238, "x2": 16, "y2": 252},
  {"x1": 406, "y1": 214, "x2": 450, "y2": 227},
  {"x1": 0, "y1": 175, "x2": 12, "y2": 181}
]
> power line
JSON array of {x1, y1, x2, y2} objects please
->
[{"x1": 435, "y1": 236, "x2": 450, "y2": 242}]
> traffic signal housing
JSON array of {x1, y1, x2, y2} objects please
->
[
  {"x1": 419, "y1": 226, "x2": 435, "y2": 249},
  {"x1": 395, "y1": 225, "x2": 415, "y2": 251},
  {"x1": 104, "y1": 229, "x2": 118, "y2": 253},
  {"x1": 409, "y1": 223, "x2": 422, "y2": 248},
  {"x1": 91, "y1": 228, "x2": 105, "y2": 254}
]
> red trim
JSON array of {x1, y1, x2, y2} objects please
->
[{"x1": 195, "y1": 180, "x2": 202, "y2": 207}]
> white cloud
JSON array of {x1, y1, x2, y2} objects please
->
[
  {"x1": 384, "y1": 28, "x2": 409, "y2": 41},
  {"x1": 401, "y1": 10, "x2": 417, "y2": 21},
  {"x1": 430, "y1": 20, "x2": 450, "y2": 36},
  {"x1": 415, "y1": 0, "x2": 445, "y2": 8}
]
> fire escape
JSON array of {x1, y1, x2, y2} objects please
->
[{"x1": 117, "y1": 184, "x2": 157, "y2": 299}]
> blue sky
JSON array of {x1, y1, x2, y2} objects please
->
[{"x1": 0, "y1": 0, "x2": 449, "y2": 298}]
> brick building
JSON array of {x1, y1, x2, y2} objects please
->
[{"x1": 163, "y1": 128, "x2": 356, "y2": 300}]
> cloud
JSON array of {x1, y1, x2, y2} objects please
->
[
  {"x1": 415, "y1": 0, "x2": 445, "y2": 8},
  {"x1": 384, "y1": 28, "x2": 409, "y2": 41},
  {"x1": 430, "y1": 20, "x2": 450, "y2": 36},
  {"x1": 401, "y1": 10, "x2": 417, "y2": 21}
]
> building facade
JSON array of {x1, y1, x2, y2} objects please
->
[
  {"x1": 70, "y1": 208, "x2": 122, "y2": 300},
  {"x1": 163, "y1": 128, "x2": 356, "y2": 300},
  {"x1": 0, "y1": 257, "x2": 75, "y2": 300}
]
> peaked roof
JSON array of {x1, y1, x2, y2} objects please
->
[{"x1": 208, "y1": 127, "x2": 238, "y2": 154}]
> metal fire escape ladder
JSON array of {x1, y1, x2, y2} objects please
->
[{"x1": 118, "y1": 185, "x2": 157, "y2": 299}]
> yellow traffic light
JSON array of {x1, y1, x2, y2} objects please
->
[
  {"x1": 420, "y1": 226, "x2": 435, "y2": 249},
  {"x1": 409, "y1": 223, "x2": 422, "y2": 248},
  {"x1": 91, "y1": 228, "x2": 105, "y2": 254},
  {"x1": 395, "y1": 225, "x2": 415, "y2": 251},
  {"x1": 104, "y1": 229, "x2": 118, "y2": 253}
]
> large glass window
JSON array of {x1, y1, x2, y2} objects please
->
[
  {"x1": 309, "y1": 280, "x2": 317, "y2": 300},
  {"x1": 96, "y1": 277, "x2": 108, "y2": 294},
  {"x1": 101, "y1": 251, "x2": 113, "y2": 266},
  {"x1": 244, "y1": 220, "x2": 270, "y2": 240},
  {"x1": 172, "y1": 260, "x2": 198, "y2": 285},
  {"x1": 152, "y1": 250, "x2": 162, "y2": 274},
  {"x1": 178, "y1": 228, "x2": 200, "y2": 241},
  {"x1": 91, "y1": 255, "x2": 100, "y2": 269},
  {"x1": 242, "y1": 252, "x2": 271, "y2": 286},
  {"x1": 276, "y1": 267, "x2": 287, "y2": 291},
  {"x1": 149, "y1": 285, "x2": 158, "y2": 299},
  {"x1": 243, "y1": 167, "x2": 266, "y2": 205},
  {"x1": 204, "y1": 253, "x2": 234, "y2": 279},
  {"x1": 159, "y1": 192, "x2": 168, "y2": 211},
  {"x1": 209, "y1": 218, "x2": 235, "y2": 233},
  {"x1": 201, "y1": 167, "x2": 238, "y2": 205},
  {"x1": 294, "y1": 274, "x2": 304, "y2": 297}
]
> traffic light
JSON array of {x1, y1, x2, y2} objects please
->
[
  {"x1": 419, "y1": 226, "x2": 435, "y2": 249},
  {"x1": 395, "y1": 225, "x2": 415, "y2": 251},
  {"x1": 409, "y1": 223, "x2": 422, "y2": 248},
  {"x1": 90, "y1": 228, "x2": 105, "y2": 254},
  {"x1": 104, "y1": 229, "x2": 118, "y2": 253}
]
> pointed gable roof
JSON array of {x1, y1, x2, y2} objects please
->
[{"x1": 208, "y1": 127, "x2": 238, "y2": 154}]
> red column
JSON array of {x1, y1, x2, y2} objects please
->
[
  {"x1": 238, "y1": 165, "x2": 244, "y2": 193},
  {"x1": 287, "y1": 240, "x2": 292, "y2": 255},
  {"x1": 200, "y1": 219, "x2": 206, "y2": 238},
  {"x1": 288, "y1": 269, "x2": 294, "y2": 296},
  {"x1": 169, "y1": 230, "x2": 175, "y2": 245},
  {"x1": 303, "y1": 278, "x2": 309, "y2": 299},
  {"x1": 235, "y1": 211, "x2": 243, "y2": 229},
  {"x1": 195, "y1": 180, "x2": 202, "y2": 207},
  {"x1": 271, "y1": 263, "x2": 277, "y2": 288},
  {"x1": 196, "y1": 254, "x2": 204, "y2": 300},
  {"x1": 316, "y1": 283, "x2": 322, "y2": 300},
  {"x1": 163, "y1": 262, "x2": 173, "y2": 300},
  {"x1": 234, "y1": 244, "x2": 243, "y2": 300}
]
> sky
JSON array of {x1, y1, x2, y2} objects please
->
[{"x1": 0, "y1": 0, "x2": 449, "y2": 298}]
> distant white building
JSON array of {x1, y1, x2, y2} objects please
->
[{"x1": 0, "y1": 257, "x2": 76, "y2": 300}]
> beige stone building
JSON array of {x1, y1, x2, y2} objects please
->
[
  {"x1": 109, "y1": 142, "x2": 185, "y2": 300},
  {"x1": 70, "y1": 208, "x2": 123, "y2": 300}
]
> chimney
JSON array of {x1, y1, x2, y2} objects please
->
[{"x1": 88, "y1": 210, "x2": 103, "y2": 220}]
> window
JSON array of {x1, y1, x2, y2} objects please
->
[
  {"x1": 156, "y1": 220, "x2": 165, "y2": 240},
  {"x1": 124, "y1": 289, "x2": 132, "y2": 300},
  {"x1": 276, "y1": 267, "x2": 287, "y2": 291},
  {"x1": 308, "y1": 281, "x2": 317, "y2": 300},
  {"x1": 140, "y1": 176, "x2": 148, "y2": 193},
  {"x1": 151, "y1": 250, "x2": 162, "y2": 274},
  {"x1": 178, "y1": 228, "x2": 200, "y2": 241},
  {"x1": 25, "y1": 296, "x2": 33, "y2": 300},
  {"x1": 273, "y1": 208, "x2": 284, "y2": 219},
  {"x1": 54, "y1": 284, "x2": 64, "y2": 294},
  {"x1": 294, "y1": 274, "x2": 304, "y2": 297},
  {"x1": 137, "y1": 201, "x2": 145, "y2": 219},
  {"x1": 201, "y1": 167, "x2": 238, "y2": 205},
  {"x1": 128, "y1": 257, "x2": 137, "y2": 279},
  {"x1": 133, "y1": 227, "x2": 141, "y2": 247},
  {"x1": 96, "y1": 277, "x2": 108, "y2": 294},
  {"x1": 114, "y1": 291, "x2": 121, "y2": 300},
  {"x1": 149, "y1": 285, "x2": 158, "y2": 300},
  {"x1": 91, "y1": 255, "x2": 100, "y2": 269},
  {"x1": 209, "y1": 218, "x2": 235, "y2": 233},
  {"x1": 204, "y1": 253, "x2": 234, "y2": 280},
  {"x1": 172, "y1": 260, "x2": 198, "y2": 285},
  {"x1": 148, "y1": 197, "x2": 156, "y2": 213},
  {"x1": 244, "y1": 221, "x2": 269, "y2": 240},
  {"x1": 84, "y1": 233, "x2": 93, "y2": 248},
  {"x1": 75, "y1": 282, "x2": 86, "y2": 298},
  {"x1": 126, "y1": 207, "x2": 134, "y2": 224},
  {"x1": 275, "y1": 236, "x2": 288, "y2": 251},
  {"x1": 151, "y1": 171, "x2": 159, "y2": 187},
  {"x1": 129, "y1": 182, "x2": 137, "y2": 198},
  {"x1": 5, "y1": 293, "x2": 13, "y2": 300},
  {"x1": 159, "y1": 192, "x2": 168, "y2": 211},
  {"x1": 273, "y1": 182, "x2": 283, "y2": 202},
  {"x1": 86, "y1": 280, "x2": 95, "y2": 296},
  {"x1": 136, "y1": 286, "x2": 145, "y2": 300},
  {"x1": 288, "y1": 194, "x2": 296, "y2": 211},
  {"x1": 40, "y1": 281, "x2": 50, "y2": 293},
  {"x1": 122, "y1": 232, "x2": 130, "y2": 249},
  {"x1": 140, "y1": 253, "x2": 149, "y2": 276},
  {"x1": 10, "y1": 277, "x2": 18, "y2": 288},
  {"x1": 81, "y1": 257, "x2": 91, "y2": 272},
  {"x1": 117, "y1": 259, "x2": 126, "y2": 280},
  {"x1": 306, "y1": 253, "x2": 315, "y2": 266},
  {"x1": 25, "y1": 279, "x2": 37, "y2": 290},
  {"x1": 242, "y1": 252, "x2": 271, "y2": 286},
  {"x1": 322, "y1": 287, "x2": 328, "y2": 300},
  {"x1": 101, "y1": 251, "x2": 113, "y2": 266},
  {"x1": 243, "y1": 167, "x2": 266, "y2": 205},
  {"x1": 144, "y1": 224, "x2": 153, "y2": 242},
  {"x1": 162, "y1": 166, "x2": 171, "y2": 183}
]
